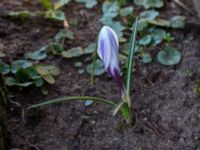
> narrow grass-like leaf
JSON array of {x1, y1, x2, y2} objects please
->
[
  {"x1": 90, "y1": 44, "x2": 98, "y2": 84},
  {"x1": 28, "y1": 96, "x2": 116, "y2": 109},
  {"x1": 126, "y1": 17, "x2": 138, "y2": 95}
]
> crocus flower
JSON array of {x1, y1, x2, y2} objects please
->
[{"x1": 97, "y1": 26, "x2": 124, "y2": 90}]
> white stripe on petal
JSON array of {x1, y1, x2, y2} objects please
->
[{"x1": 105, "y1": 26, "x2": 119, "y2": 49}]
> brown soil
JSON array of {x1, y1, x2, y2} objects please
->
[{"x1": 1, "y1": 0, "x2": 200, "y2": 150}]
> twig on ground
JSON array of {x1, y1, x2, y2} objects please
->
[{"x1": 174, "y1": 0, "x2": 194, "y2": 15}]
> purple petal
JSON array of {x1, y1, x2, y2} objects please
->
[
  {"x1": 107, "y1": 66, "x2": 124, "y2": 90},
  {"x1": 108, "y1": 31, "x2": 119, "y2": 53},
  {"x1": 97, "y1": 26, "x2": 124, "y2": 90}
]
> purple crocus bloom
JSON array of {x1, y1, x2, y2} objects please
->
[{"x1": 97, "y1": 26, "x2": 124, "y2": 90}]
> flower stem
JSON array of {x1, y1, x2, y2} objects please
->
[{"x1": 90, "y1": 44, "x2": 98, "y2": 85}]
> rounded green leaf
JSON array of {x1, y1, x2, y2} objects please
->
[
  {"x1": 5, "y1": 77, "x2": 32, "y2": 87},
  {"x1": 84, "y1": 43, "x2": 96, "y2": 54},
  {"x1": 78, "y1": 69, "x2": 84, "y2": 74},
  {"x1": 151, "y1": 29, "x2": 166, "y2": 46},
  {"x1": 42, "y1": 74, "x2": 55, "y2": 84},
  {"x1": 46, "y1": 65, "x2": 60, "y2": 76},
  {"x1": 137, "y1": 19, "x2": 148, "y2": 31},
  {"x1": 46, "y1": 10, "x2": 66, "y2": 21},
  {"x1": 11, "y1": 60, "x2": 32, "y2": 73},
  {"x1": 34, "y1": 77, "x2": 44, "y2": 87},
  {"x1": 101, "y1": 2, "x2": 119, "y2": 19},
  {"x1": 139, "y1": 35, "x2": 152, "y2": 46},
  {"x1": 15, "y1": 68, "x2": 31, "y2": 82},
  {"x1": 25, "y1": 48, "x2": 47, "y2": 60},
  {"x1": 50, "y1": 43, "x2": 64, "y2": 55},
  {"x1": 26, "y1": 67, "x2": 40, "y2": 79},
  {"x1": 134, "y1": 0, "x2": 164, "y2": 8},
  {"x1": 75, "y1": 0, "x2": 97, "y2": 8},
  {"x1": 54, "y1": 0, "x2": 71, "y2": 10},
  {"x1": 134, "y1": 0, "x2": 145, "y2": 6},
  {"x1": 140, "y1": 9, "x2": 159, "y2": 20},
  {"x1": 36, "y1": 66, "x2": 50, "y2": 76},
  {"x1": 74, "y1": 62, "x2": 82, "y2": 67},
  {"x1": 36, "y1": 65, "x2": 60, "y2": 77},
  {"x1": 148, "y1": 18, "x2": 170, "y2": 27},
  {"x1": 61, "y1": 47, "x2": 84, "y2": 58},
  {"x1": 170, "y1": 16, "x2": 186, "y2": 29},
  {"x1": 5, "y1": 77, "x2": 17, "y2": 86},
  {"x1": 144, "y1": 0, "x2": 164, "y2": 9},
  {"x1": 87, "y1": 59, "x2": 105, "y2": 76},
  {"x1": 120, "y1": 6, "x2": 134, "y2": 16},
  {"x1": 142, "y1": 53, "x2": 152, "y2": 64},
  {"x1": 0, "y1": 62, "x2": 10, "y2": 75},
  {"x1": 54, "y1": 28, "x2": 74, "y2": 42},
  {"x1": 41, "y1": 88, "x2": 49, "y2": 95},
  {"x1": 157, "y1": 47, "x2": 181, "y2": 65}
]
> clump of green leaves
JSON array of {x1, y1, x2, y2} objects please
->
[
  {"x1": 138, "y1": 10, "x2": 186, "y2": 31},
  {"x1": 100, "y1": 2, "x2": 125, "y2": 39},
  {"x1": 100, "y1": 1, "x2": 134, "y2": 41},
  {"x1": 48, "y1": 28, "x2": 96, "y2": 59},
  {"x1": 48, "y1": 28, "x2": 101, "y2": 75},
  {"x1": 98, "y1": 1, "x2": 184, "y2": 67},
  {"x1": 8, "y1": 0, "x2": 71, "y2": 21},
  {"x1": 61, "y1": 43, "x2": 96, "y2": 58},
  {"x1": 139, "y1": 27, "x2": 168, "y2": 46},
  {"x1": 131, "y1": 5, "x2": 185, "y2": 66},
  {"x1": 0, "y1": 60, "x2": 60, "y2": 88},
  {"x1": 38, "y1": 0, "x2": 71, "y2": 21}
]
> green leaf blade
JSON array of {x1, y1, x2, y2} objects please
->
[
  {"x1": 28, "y1": 96, "x2": 116, "y2": 109},
  {"x1": 126, "y1": 17, "x2": 138, "y2": 95}
]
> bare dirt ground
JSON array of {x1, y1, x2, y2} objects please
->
[{"x1": 1, "y1": 0, "x2": 200, "y2": 149}]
